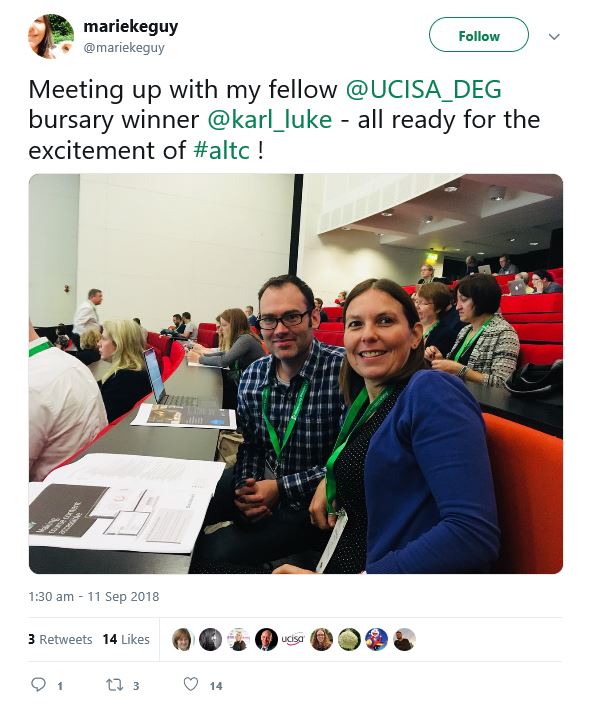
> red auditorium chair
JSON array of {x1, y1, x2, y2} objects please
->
[
  {"x1": 512, "y1": 323, "x2": 563, "y2": 344},
  {"x1": 196, "y1": 323, "x2": 219, "y2": 349},
  {"x1": 483, "y1": 413, "x2": 562, "y2": 573},
  {"x1": 402, "y1": 285, "x2": 416, "y2": 295},
  {"x1": 323, "y1": 306, "x2": 343, "y2": 322},
  {"x1": 500, "y1": 293, "x2": 563, "y2": 314},
  {"x1": 319, "y1": 322, "x2": 345, "y2": 332},
  {"x1": 547, "y1": 267, "x2": 563, "y2": 287},
  {"x1": 504, "y1": 312, "x2": 563, "y2": 324},
  {"x1": 146, "y1": 331, "x2": 172, "y2": 357},
  {"x1": 314, "y1": 330, "x2": 345, "y2": 347},
  {"x1": 518, "y1": 343, "x2": 563, "y2": 366}
]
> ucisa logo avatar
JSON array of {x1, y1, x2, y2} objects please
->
[{"x1": 282, "y1": 632, "x2": 305, "y2": 646}]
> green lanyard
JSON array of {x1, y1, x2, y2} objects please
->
[
  {"x1": 325, "y1": 384, "x2": 395, "y2": 513},
  {"x1": 262, "y1": 378, "x2": 310, "y2": 461},
  {"x1": 453, "y1": 317, "x2": 493, "y2": 362},
  {"x1": 29, "y1": 340, "x2": 53, "y2": 358},
  {"x1": 423, "y1": 321, "x2": 439, "y2": 341}
]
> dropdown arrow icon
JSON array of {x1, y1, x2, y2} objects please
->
[{"x1": 549, "y1": 33, "x2": 560, "y2": 40}]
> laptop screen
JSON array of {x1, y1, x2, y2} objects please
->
[{"x1": 143, "y1": 348, "x2": 165, "y2": 403}]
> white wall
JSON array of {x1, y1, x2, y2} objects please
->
[
  {"x1": 29, "y1": 174, "x2": 80, "y2": 326},
  {"x1": 76, "y1": 174, "x2": 294, "y2": 331},
  {"x1": 298, "y1": 174, "x2": 451, "y2": 302}
]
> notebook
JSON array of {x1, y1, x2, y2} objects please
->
[
  {"x1": 508, "y1": 278, "x2": 527, "y2": 296},
  {"x1": 143, "y1": 348, "x2": 198, "y2": 406},
  {"x1": 477, "y1": 264, "x2": 492, "y2": 274}
]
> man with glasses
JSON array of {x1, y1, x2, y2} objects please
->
[{"x1": 191, "y1": 275, "x2": 345, "y2": 572}]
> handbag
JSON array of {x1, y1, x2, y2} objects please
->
[{"x1": 505, "y1": 359, "x2": 563, "y2": 396}]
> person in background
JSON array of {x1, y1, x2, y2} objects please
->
[
  {"x1": 274, "y1": 279, "x2": 499, "y2": 574},
  {"x1": 54, "y1": 323, "x2": 74, "y2": 351},
  {"x1": 72, "y1": 288, "x2": 103, "y2": 347},
  {"x1": 314, "y1": 297, "x2": 329, "y2": 324},
  {"x1": 417, "y1": 264, "x2": 447, "y2": 285},
  {"x1": 496, "y1": 254, "x2": 519, "y2": 275},
  {"x1": 244, "y1": 305, "x2": 258, "y2": 328},
  {"x1": 532, "y1": 269, "x2": 563, "y2": 294},
  {"x1": 415, "y1": 282, "x2": 463, "y2": 358},
  {"x1": 189, "y1": 308, "x2": 266, "y2": 409},
  {"x1": 75, "y1": 327, "x2": 101, "y2": 365},
  {"x1": 515, "y1": 272, "x2": 535, "y2": 294},
  {"x1": 426, "y1": 274, "x2": 519, "y2": 387},
  {"x1": 179, "y1": 311, "x2": 198, "y2": 340},
  {"x1": 133, "y1": 317, "x2": 149, "y2": 345},
  {"x1": 465, "y1": 255, "x2": 480, "y2": 275},
  {"x1": 29, "y1": 321, "x2": 107, "y2": 481},
  {"x1": 98, "y1": 319, "x2": 151, "y2": 422},
  {"x1": 334, "y1": 290, "x2": 347, "y2": 307}
]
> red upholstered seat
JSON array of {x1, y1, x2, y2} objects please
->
[
  {"x1": 197, "y1": 324, "x2": 219, "y2": 348},
  {"x1": 505, "y1": 312, "x2": 563, "y2": 324},
  {"x1": 324, "y1": 306, "x2": 343, "y2": 322},
  {"x1": 500, "y1": 294, "x2": 563, "y2": 314},
  {"x1": 402, "y1": 285, "x2": 416, "y2": 295},
  {"x1": 512, "y1": 323, "x2": 563, "y2": 344},
  {"x1": 483, "y1": 413, "x2": 562, "y2": 574},
  {"x1": 518, "y1": 343, "x2": 563, "y2": 366},
  {"x1": 314, "y1": 330, "x2": 344, "y2": 347},
  {"x1": 319, "y1": 322, "x2": 345, "y2": 332},
  {"x1": 146, "y1": 331, "x2": 172, "y2": 357}
]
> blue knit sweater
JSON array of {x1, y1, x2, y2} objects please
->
[{"x1": 365, "y1": 370, "x2": 500, "y2": 573}]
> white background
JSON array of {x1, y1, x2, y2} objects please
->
[{"x1": 5, "y1": 1, "x2": 585, "y2": 711}]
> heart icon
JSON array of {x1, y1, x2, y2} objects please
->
[{"x1": 184, "y1": 677, "x2": 198, "y2": 691}]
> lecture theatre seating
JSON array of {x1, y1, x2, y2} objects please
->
[
  {"x1": 483, "y1": 413, "x2": 562, "y2": 574},
  {"x1": 196, "y1": 323, "x2": 219, "y2": 349},
  {"x1": 512, "y1": 323, "x2": 563, "y2": 344},
  {"x1": 323, "y1": 306, "x2": 343, "y2": 322}
]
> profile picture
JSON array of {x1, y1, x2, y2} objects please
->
[
  {"x1": 365, "y1": 627, "x2": 388, "y2": 651},
  {"x1": 310, "y1": 627, "x2": 333, "y2": 651},
  {"x1": 172, "y1": 627, "x2": 192, "y2": 652},
  {"x1": 199, "y1": 628, "x2": 222, "y2": 651},
  {"x1": 394, "y1": 628, "x2": 416, "y2": 652},
  {"x1": 28, "y1": 15, "x2": 74, "y2": 59},
  {"x1": 255, "y1": 628, "x2": 278, "y2": 651},
  {"x1": 228, "y1": 628, "x2": 249, "y2": 651},
  {"x1": 337, "y1": 628, "x2": 361, "y2": 651}
]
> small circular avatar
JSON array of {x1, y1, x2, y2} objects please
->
[
  {"x1": 229, "y1": 628, "x2": 249, "y2": 651},
  {"x1": 310, "y1": 628, "x2": 333, "y2": 651},
  {"x1": 365, "y1": 627, "x2": 388, "y2": 651},
  {"x1": 29, "y1": 15, "x2": 74, "y2": 59},
  {"x1": 256, "y1": 628, "x2": 277, "y2": 652},
  {"x1": 199, "y1": 628, "x2": 222, "y2": 651},
  {"x1": 394, "y1": 628, "x2": 416, "y2": 652},
  {"x1": 172, "y1": 628, "x2": 192, "y2": 652},
  {"x1": 338, "y1": 628, "x2": 361, "y2": 651}
]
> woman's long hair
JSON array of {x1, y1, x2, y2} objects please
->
[
  {"x1": 219, "y1": 308, "x2": 261, "y2": 351},
  {"x1": 36, "y1": 15, "x2": 54, "y2": 57},
  {"x1": 339, "y1": 278, "x2": 426, "y2": 405},
  {"x1": 100, "y1": 319, "x2": 146, "y2": 383}
]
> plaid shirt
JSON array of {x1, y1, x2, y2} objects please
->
[{"x1": 235, "y1": 339, "x2": 346, "y2": 508}]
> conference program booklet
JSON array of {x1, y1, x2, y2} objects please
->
[
  {"x1": 131, "y1": 403, "x2": 237, "y2": 429},
  {"x1": 28, "y1": 453, "x2": 224, "y2": 553}
]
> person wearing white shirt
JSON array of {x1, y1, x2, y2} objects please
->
[
  {"x1": 29, "y1": 322, "x2": 107, "y2": 481},
  {"x1": 73, "y1": 288, "x2": 103, "y2": 340}
]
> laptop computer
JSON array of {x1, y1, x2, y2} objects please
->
[
  {"x1": 477, "y1": 264, "x2": 492, "y2": 274},
  {"x1": 508, "y1": 278, "x2": 527, "y2": 296},
  {"x1": 143, "y1": 348, "x2": 199, "y2": 406}
]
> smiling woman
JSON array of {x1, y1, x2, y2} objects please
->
[
  {"x1": 28, "y1": 14, "x2": 74, "y2": 59},
  {"x1": 274, "y1": 278, "x2": 500, "y2": 575}
]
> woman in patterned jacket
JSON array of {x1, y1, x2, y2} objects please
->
[{"x1": 425, "y1": 274, "x2": 519, "y2": 387}]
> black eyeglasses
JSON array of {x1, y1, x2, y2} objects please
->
[{"x1": 258, "y1": 310, "x2": 311, "y2": 330}]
